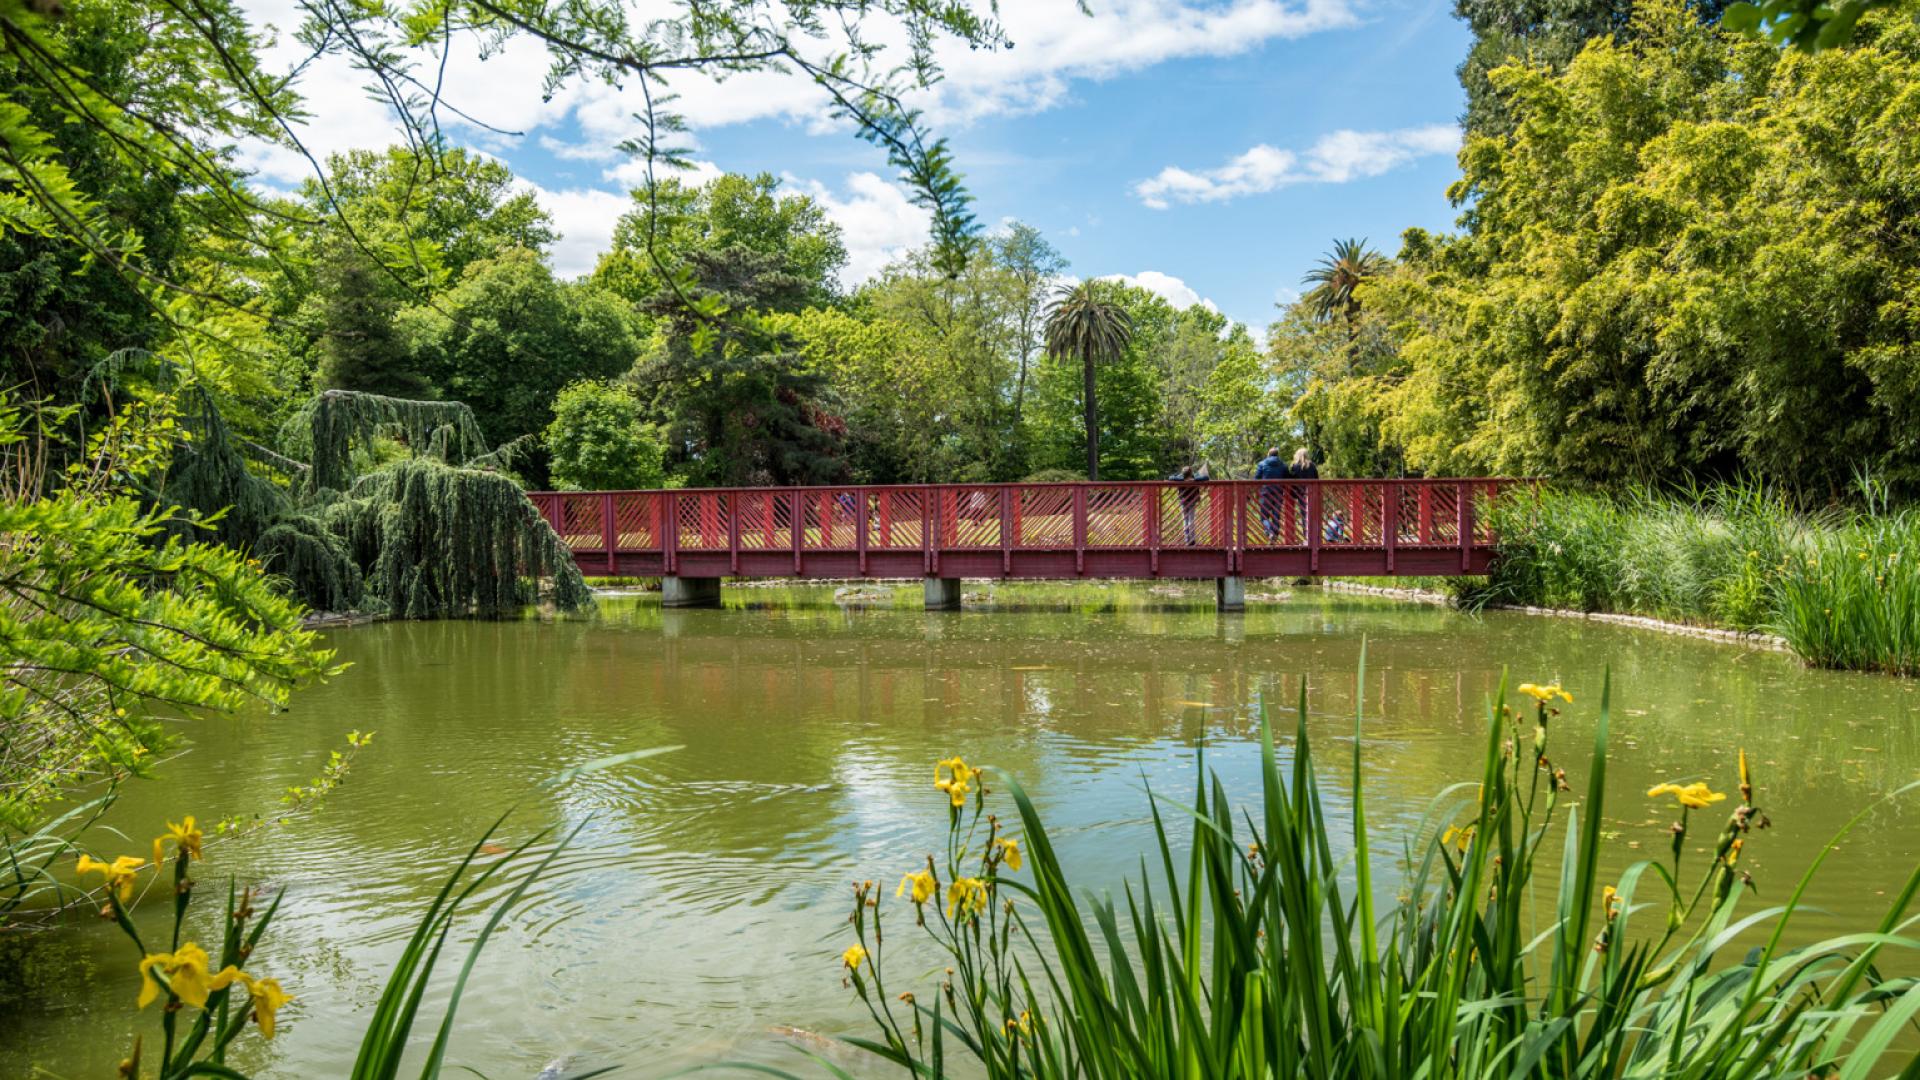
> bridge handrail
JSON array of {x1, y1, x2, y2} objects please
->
[{"x1": 527, "y1": 477, "x2": 1533, "y2": 498}]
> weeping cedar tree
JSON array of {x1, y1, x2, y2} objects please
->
[
  {"x1": 1043, "y1": 282, "x2": 1135, "y2": 481},
  {"x1": 155, "y1": 383, "x2": 588, "y2": 618}
]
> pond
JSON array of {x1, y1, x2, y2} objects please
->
[{"x1": 5, "y1": 584, "x2": 1919, "y2": 1077}]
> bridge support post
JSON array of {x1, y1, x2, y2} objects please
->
[
  {"x1": 924, "y1": 576, "x2": 962, "y2": 611},
  {"x1": 662, "y1": 575, "x2": 721, "y2": 609},
  {"x1": 1216, "y1": 575, "x2": 1246, "y2": 613}
]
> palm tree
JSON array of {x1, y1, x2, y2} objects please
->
[
  {"x1": 1301, "y1": 238, "x2": 1390, "y2": 331},
  {"x1": 1044, "y1": 281, "x2": 1135, "y2": 480}
]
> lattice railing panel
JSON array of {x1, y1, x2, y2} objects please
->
[
  {"x1": 1016, "y1": 487, "x2": 1074, "y2": 548},
  {"x1": 809, "y1": 488, "x2": 862, "y2": 549},
  {"x1": 1319, "y1": 483, "x2": 1385, "y2": 545},
  {"x1": 1240, "y1": 483, "x2": 1307, "y2": 548},
  {"x1": 611, "y1": 493, "x2": 658, "y2": 550},
  {"x1": 733, "y1": 491, "x2": 786, "y2": 550},
  {"x1": 867, "y1": 490, "x2": 926, "y2": 549},
  {"x1": 939, "y1": 487, "x2": 1003, "y2": 548},
  {"x1": 1085, "y1": 486, "x2": 1147, "y2": 547},
  {"x1": 674, "y1": 492, "x2": 730, "y2": 550},
  {"x1": 1403, "y1": 485, "x2": 1461, "y2": 545},
  {"x1": 557, "y1": 495, "x2": 603, "y2": 550},
  {"x1": 1157, "y1": 486, "x2": 1227, "y2": 547},
  {"x1": 1472, "y1": 483, "x2": 1501, "y2": 543}
]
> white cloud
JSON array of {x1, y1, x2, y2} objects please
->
[
  {"x1": 791, "y1": 173, "x2": 931, "y2": 287},
  {"x1": 1134, "y1": 124, "x2": 1461, "y2": 208},
  {"x1": 1100, "y1": 270, "x2": 1219, "y2": 313},
  {"x1": 602, "y1": 157, "x2": 725, "y2": 192},
  {"x1": 526, "y1": 185, "x2": 631, "y2": 279},
  {"x1": 916, "y1": 0, "x2": 1359, "y2": 125}
]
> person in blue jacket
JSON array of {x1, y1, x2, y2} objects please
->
[{"x1": 1255, "y1": 447, "x2": 1286, "y2": 541}]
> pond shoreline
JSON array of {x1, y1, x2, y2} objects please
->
[{"x1": 1315, "y1": 580, "x2": 1791, "y2": 652}]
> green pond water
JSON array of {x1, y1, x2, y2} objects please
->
[{"x1": 5, "y1": 584, "x2": 1920, "y2": 1078}]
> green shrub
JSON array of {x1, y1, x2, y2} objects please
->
[{"x1": 544, "y1": 380, "x2": 667, "y2": 491}]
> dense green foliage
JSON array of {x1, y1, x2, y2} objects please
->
[
  {"x1": 0, "y1": 393, "x2": 332, "y2": 833},
  {"x1": 1304, "y1": 2, "x2": 1920, "y2": 496},
  {"x1": 545, "y1": 381, "x2": 668, "y2": 491},
  {"x1": 1475, "y1": 483, "x2": 1803, "y2": 630},
  {"x1": 838, "y1": 682, "x2": 1920, "y2": 1077}
]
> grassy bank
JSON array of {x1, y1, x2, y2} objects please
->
[{"x1": 1471, "y1": 482, "x2": 1920, "y2": 676}]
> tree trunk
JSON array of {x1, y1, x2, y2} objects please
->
[{"x1": 1082, "y1": 356, "x2": 1099, "y2": 481}]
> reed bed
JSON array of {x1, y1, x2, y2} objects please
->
[{"x1": 1475, "y1": 481, "x2": 1920, "y2": 676}]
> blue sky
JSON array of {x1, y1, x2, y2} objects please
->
[{"x1": 244, "y1": 0, "x2": 1474, "y2": 333}]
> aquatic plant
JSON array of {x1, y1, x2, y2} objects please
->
[
  {"x1": 1478, "y1": 479, "x2": 1920, "y2": 676},
  {"x1": 1772, "y1": 481, "x2": 1920, "y2": 676},
  {"x1": 78, "y1": 807, "x2": 609, "y2": 1080},
  {"x1": 1473, "y1": 480, "x2": 1804, "y2": 633},
  {"x1": 833, "y1": 673, "x2": 1920, "y2": 1077}
]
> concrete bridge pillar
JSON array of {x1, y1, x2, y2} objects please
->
[
  {"x1": 924, "y1": 576, "x2": 963, "y2": 611},
  {"x1": 1216, "y1": 575, "x2": 1246, "y2": 613},
  {"x1": 662, "y1": 575, "x2": 721, "y2": 609}
]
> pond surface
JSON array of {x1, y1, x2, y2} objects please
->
[{"x1": 5, "y1": 584, "x2": 1919, "y2": 1078}]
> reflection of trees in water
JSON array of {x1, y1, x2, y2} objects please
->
[{"x1": 319, "y1": 597, "x2": 1920, "y2": 925}]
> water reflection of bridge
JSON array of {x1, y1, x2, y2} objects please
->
[{"x1": 530, "y1": 479, "x2": 1519, "y2": 610}]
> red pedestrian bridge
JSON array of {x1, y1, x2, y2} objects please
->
[{"x1": 527, "y1": 478, "x2": 1517, "y2": 609}]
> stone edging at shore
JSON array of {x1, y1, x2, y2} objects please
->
[{"x1": 1316, "y1": 580, "x2": 1789, "y2": 652}]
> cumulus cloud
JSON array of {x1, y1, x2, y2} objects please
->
[
  {"x1": 1134, "y1": 124, "x2": 1461, "y2": 208},
  {"x1": 525, "y1": 185, "x2": 631, "y2": 279},
  {"x1": 1099, "y1": 271, "x2": 1219, "y2": 313},
  {"x1": 790, "y1": 173, "x2": 931, "y2": 288},
  {"x1": 602, "y1": 157, "x2": 725, "y2": 192}
]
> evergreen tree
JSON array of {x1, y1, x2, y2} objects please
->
[
  {"x1": 315, "y1": 245, "x2": 433, "y2": 399},
  {"x1": 638, "y1": 245, "x2": 848, "y2": 486}
]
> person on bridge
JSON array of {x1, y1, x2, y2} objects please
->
[
  {"x1": 1288, "y1": 447, "x2": 1318, "y2": 539},
  {"x1": 1255, "y1": 447, "x2": 1287, "y2": 541},
  {"x1": 1171, "y1": 463, "x2": 1210, "y2": 544}
]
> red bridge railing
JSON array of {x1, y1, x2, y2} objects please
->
[{"x1": 526, "y1": 478, "x2": 1515, "y2": 580}]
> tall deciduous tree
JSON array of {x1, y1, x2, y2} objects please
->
[{"x1": 1044, "y1": 282, "x2": 1136, "y2": 480}]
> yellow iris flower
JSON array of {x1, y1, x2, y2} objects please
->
[
  {"x1": 896, "y1": 870, "x2": 937, "y2": 904},
  {"x1": 935, "y1": 757, "x2": 974, "y2": 808},
  {"x1": 1647, "y1": 781, "x2": 1727, "y2": 809},
  {"x1": 152, "y1": 815, "x2": 204, "y2": 868},
  {"x1": 1601, "y1": 884, "x2": 1620, "y2": 920},
  {"x1": 841, "y1": 943, "x2": 868, "y2": 971},
  {"x1": 137, "y1": 943, "x2": 242, "y2": 1008},
  {"x1": 1516, "y1": 682, "x2": 1573, "y2": 705},
  {"x1": 995, "y1": 837, "x2": 1023, "y2": 871},
  {"x1": 946, "y1": 877, "x2": 989, "y2": 919},
  {"x1": 77, "y1": 854, "x2": 146, "y2": 904},
  {"x1": 237, "y1": 973, "x2": 292, "y2": 1039}
]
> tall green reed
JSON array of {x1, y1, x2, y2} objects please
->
[
  {"x1": 1773, "y1": 480, "x2": 1920, "y2": 676},
  {"x1": 1475, "y1": 480, "x2": 1804, "y2": 632},
  {"x1": 834, "y1": 668, "x2": 1920, "y2": 1078}
]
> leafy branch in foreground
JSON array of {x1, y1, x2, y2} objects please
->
[
  {"x1": 833, "y1": 670, "x2": 1920, "y2": 1077},
  {"x1": 0, "y1": 390, "x2": 335, "y2": 838}
]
